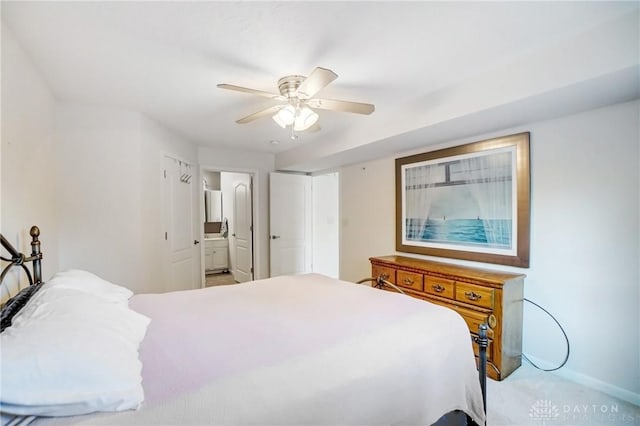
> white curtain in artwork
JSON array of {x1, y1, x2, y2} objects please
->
[
  {"x1": 455, "y1": 151, "x2": 513, "y2": 248},
  {"x1": 404, "y1": 163, "x2": 444, "y2": 240}
]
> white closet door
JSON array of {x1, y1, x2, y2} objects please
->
[
  {"x1": 269, "y1": 172, "x2": 312, "y2": 277},
  {"x1": 163, "y1": 155, "x2": 197, "y2": 292},
  {"x1": 312, "y1": 172, "x2": 339, "y2": 278}
]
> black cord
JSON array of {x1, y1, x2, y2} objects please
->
[{"x1": 522, "y1": 298, "x2": 570, "y2": 371}]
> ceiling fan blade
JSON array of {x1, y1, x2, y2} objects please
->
[
  {"x1": 296, "y1": 67, "x2": 338, "y2": 99},
  {"x1": 307, "y1": 98, "x2": 375, "y2": 115},
  {"x1": 236, "y1": 104, "x2": 284, "y2": 124},
  {"x1": 217, "y1": 84, "x2": 285, "y2": 100}
]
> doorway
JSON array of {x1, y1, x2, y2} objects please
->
[{"x1": 201, "y1": 169, "x2": 255, "y2": 287}]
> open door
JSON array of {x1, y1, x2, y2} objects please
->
[
  {"x1": 232, "y1": 178, "x2": 253, "y2": 282},
  {"x1": 269, "y1": 172, "x2": 312, "y2": 277}
]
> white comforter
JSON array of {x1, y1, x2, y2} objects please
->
[{"x1": 35, "y1": 273, "x2": 485, "y2": 425}]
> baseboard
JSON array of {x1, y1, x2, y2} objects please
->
[{"x1": 525, "y1": 355, "x2": 640, "y2": 407}]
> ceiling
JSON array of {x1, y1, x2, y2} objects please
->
[{"x1": 2, "y1": 1, "x2": 639, "y2": 172}]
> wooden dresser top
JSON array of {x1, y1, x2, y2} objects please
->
[{"x1": 370, "y1": 255, "x2": 526, "y2": 285}]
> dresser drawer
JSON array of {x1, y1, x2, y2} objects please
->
[
  {"x1": 421, "y1": 297, "x2": 493, "y2": 340},
  {"x1": 397, "y1": 270, "x2": 423, "y2": 291},
  {"x1": 454, "y1": 306, "x2": 494, "y2": 339},
  {"x1": 456, "y1": 282, "x2": 494, "y2": 309},
  {"x1": 372, "y1": 265, "x2": 396, "y2": 284},
  {"x1": 424, "y1": 276, "x2": 455, "y2": 299}
]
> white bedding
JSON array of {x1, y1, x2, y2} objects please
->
[{"x1": 32, "y1": 273, "x2": 485, "y2": 425}]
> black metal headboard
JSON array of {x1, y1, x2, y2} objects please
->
[{"x1": 0, "y1": 226, "x2": 43, "y2": 287}]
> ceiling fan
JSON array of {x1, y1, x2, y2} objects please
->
[{"x1": 217, "y1": 67, "x2": 375, "y2": 138}]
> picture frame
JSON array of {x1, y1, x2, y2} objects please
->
[{"x1": 395, "y1": 132, "x2": 530, "y2": 268}]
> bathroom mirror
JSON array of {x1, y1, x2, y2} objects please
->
[{"x1": 204, "y1": 189, "x2": 223, "y2": 222}]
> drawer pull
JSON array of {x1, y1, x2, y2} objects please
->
[
  {"x1": 488, "y1": 314, "x2": 497, "y2": 329},
  {"x1": 464, "y1": 291, "x2": 482, "y2": 301},
  {"x1": 432, "y1": 284, "x2": 445, "y2": 293},
  {"x1": 403, "y1": 278, "x2": 414, "y2": 285}
]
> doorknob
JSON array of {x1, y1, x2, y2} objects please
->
[
  {"x1": 194, "y1": 240, "x2": 200, "y2": 245},
  {"x1": 271, "y1": 235, "x2": 281, "y2": 240}
]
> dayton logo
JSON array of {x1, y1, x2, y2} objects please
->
[{"x1": 530, "y1": 400, "x2": 560, "y2": 425}]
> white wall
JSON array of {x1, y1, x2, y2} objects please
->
[
  {"x1": 55, "y1": 103, "x2": 198, "y2": 294},
  {"x1": 198, "y1": 146, "x2": 275, "y2": 279},
  {"x1": 1, "y1": 23, "x2": 59, "y2": 297},
  {"x1": 2, "y1": 22, "x2": 200, "y2": 295},
  {"x1": 55, "y1": 104, "x2": 143, "y2": 291},
  {"x1": 340, "y1": 158, "x2": 396, "y2": 282},
  {"x1": 340, "y1": 100, "x2": 640, "y2": 405}
]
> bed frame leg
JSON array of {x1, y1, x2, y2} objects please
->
[
  {"x1": 0, "y1": 226, "x2": 42, "y2": 286},
  {"x1": 476, "y1": 323, "x2": 488, "y2": 424},
  {"x1": 30, "y1": 226, "x2": 42, "y2": 284}
]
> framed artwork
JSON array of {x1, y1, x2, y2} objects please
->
[{"x1": 395, "y1": 132, "x2": 530, "y2": 267}]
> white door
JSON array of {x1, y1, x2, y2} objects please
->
[
  {"x1": 269, "y1": 172, "x2": 312, "y2": 277},
  {"x1": 233, "y1": 180, "x2": 253, "y2": 282},
  {"x1": 312, "y1": 172, "x2": 339, "y2": 278},
  {"x1": 163, "y1": 155, "x2": 198, "y2": 292}
]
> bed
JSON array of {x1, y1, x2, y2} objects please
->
[{"x1": 1, "y1": 227, "x2": 486, "y2": 426}]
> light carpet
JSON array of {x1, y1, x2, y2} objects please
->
[{"x1": 486, "y1": 363, "x2": 639, "y2": 425}]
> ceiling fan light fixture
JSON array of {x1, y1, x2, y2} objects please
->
[
  {"x1": 272, "y1": 113, "x2": 287, "y2": 128},
  {"x1": 219, "y1": 66, "x2": 374, "y2": 134},
  {"x1": 293, "y1": 106, "x2": 319, "y2": 131},
  {"x1": 273, "y1": 105, "x2": 296, "y2": 128}
]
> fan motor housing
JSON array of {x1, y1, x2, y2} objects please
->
[{"x1": 278, "y1": 75, "x2": 306, "y2": 99}]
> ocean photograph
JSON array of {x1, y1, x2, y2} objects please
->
[
  {"x1": 406, "y1": 218, "x2": 512, "y2": 248},
  {"x1": 401, "y1": 147, "x2": 515, "y2": 251}
]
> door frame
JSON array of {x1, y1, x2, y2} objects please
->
[{"x1": 198, "y1": 165, "x2": 259, "y2": 287}]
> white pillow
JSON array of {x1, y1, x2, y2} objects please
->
[
  {"x1": 45, "y1": 269, "x2": 133, "y2": 304},
  {"x1": 0, "y1": 285, "x2": 150, "y2": 417}
]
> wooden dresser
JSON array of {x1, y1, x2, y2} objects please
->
[{"x1": 369, "y1": 255, "x2": 525, "y2": 380}]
